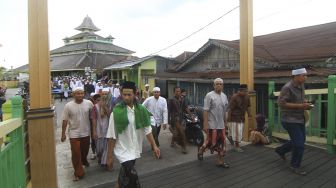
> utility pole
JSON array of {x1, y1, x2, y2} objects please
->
[
  {"x1": 27, "y1": 0, "x2": 57, "y2": 187},
  {"x1": 240, "y1": 0, "x2": 256, "y2": 141}
]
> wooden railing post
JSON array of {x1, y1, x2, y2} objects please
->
[
  {"x1": 11, "y1": 96, "x2": 23, "y2": 118},
  {"x1": 327, "y1": 75, "x2": 336, "y2": 154},
  {"x1": 268, "y1": 81, "x2": 275, "y2": 136},
  {"x1": 10, "y1": 96, "x2": 26, "y2": 187}
]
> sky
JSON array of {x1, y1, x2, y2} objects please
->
[{"x1": 1, "y1": 0, "x2": 336, "y2": 69}]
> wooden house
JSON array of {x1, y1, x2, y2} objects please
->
[{"x1": 158, "y1": 22, "x2": 336, "y2": 115}]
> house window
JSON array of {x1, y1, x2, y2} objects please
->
[
  {"x1": 144, "y1": 77, "x2": 149, "y2": 84},
  {"x1": 118, "y1": 71, "x2": 122, "y2": 80},
  {"x1": 211, "y1": 63, "x2": 219, "y2": 69}
]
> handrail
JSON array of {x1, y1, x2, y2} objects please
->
[
  {"x1": 273, "y1": 88, "x2": 336, "y2": 96},
  {"x1": 0, "y1": 118, "x2": 22, "y2": 139}
]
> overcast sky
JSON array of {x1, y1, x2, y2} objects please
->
[{"x1": 1, "y1": 0, "x2": 336, "y2": 69}]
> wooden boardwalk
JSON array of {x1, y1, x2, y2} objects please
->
[{"x1": 93, "y1": 145, "x2": 336, "y2": 188}]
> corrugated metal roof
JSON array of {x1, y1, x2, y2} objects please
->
[
  {"x1": 174, "y1": 51, "x2": 194, "y2": 63},
  {"x1": 104, "y1": 56, "x2": 152, "y2": 69},
  {"x1": 14, "y1": 64, "x2": 29, "y2": 72},
  {"x1": 177, "y1": 21, "x2": 336, "y2": 71}
]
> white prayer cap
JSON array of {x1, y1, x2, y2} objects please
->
[
  {"x1": 90, "y1": 92, "x2": 96, "y2": 96},
  {"x1": 116, "y1": 83, "x2": 120, "y2": 86},
  {"x1": 292, "y1": 68, "x2": 307, "y2": 76},
  {"x1": 102, "y1": 88, "x2": 110, "y2": 92},
  {"x1": 73, "y1": 87, "x2": 84, "y2": 92},
  {"x1": 145, "y1": 84, "x2": 150, "y2": 87},
  {"x1": 153, "y1": 87, "x2": 160, "y2": 92}
]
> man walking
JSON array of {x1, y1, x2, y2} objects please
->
[
  {"x1": 142, "y1": 83, "x2": 150, "y2": 101},
  {"x1": 275, "y1": 68, "x2": 312, "y2": 175},
  {"x1": 142, "y1": 87, "x2": 168, "y2": 150},
  {"x1": 198, "y1": 78, "x2": 229, "y2": 168},
  {"x1": 227, "y1": 84, "x2": 251, "y2": 152},
  {"x1": 106, "y1": 81, "x2": 160, "y2": 188},
  {"x1": 61, "y1": 87, "x2": 94, "y2": 181},
  {"x1": 168, "y1": 86, "x2": 194, "y2": 154}
]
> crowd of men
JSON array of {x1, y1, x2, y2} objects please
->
[
  {"x1": 52, "y1": 76, "x2": 123, "y2": 102},
  {"x1": 59, "y1": 67, "x2": 310, "y2": 187}
]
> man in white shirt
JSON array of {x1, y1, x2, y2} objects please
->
[
  {"x1": 106, "y1": 81, "x2": 160, "y2": 188},
  {"x1": 198, "y1": 78, "x2": 229, "y2": 168},
  {"x1": 95, "y1": 82, "x2": 103, "y2": 94},
  {"x1": 75, "y1": 78, "x2": 83, "y2": 88},
  {"x1": 142, "y1": 83, "x2": 150, "y2": 102},
  {"x1": 142, "y1": 87, "x2": 168, "y2": 148},
  {"x1": 113, "y1": 83, "x2": 121, "y2": 99},
  {"x1": 61, "y1": 87, "x2": 94, "y2": 181}
]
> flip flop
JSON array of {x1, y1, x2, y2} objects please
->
[
  {"x1": 73, "y1": 175, "x2": 80, "y2": 181},
  {"x1": 216, "y1": 162, "x2": 230, "y2": 168},
  {"x1": 197, "y1": 146, "x2": 205, "y2": 161}
]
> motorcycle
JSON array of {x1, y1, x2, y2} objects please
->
[{"x1": 184, "y1": 105, "x2": 204, "y2": 147}]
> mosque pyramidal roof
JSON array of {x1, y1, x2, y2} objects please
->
[{"x1": 49, "y1": 16, "x2": 135, "y2": 71}]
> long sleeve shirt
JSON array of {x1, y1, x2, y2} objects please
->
[{"x1": 142, "y1": 96, "x2": 168, "y2": 126}]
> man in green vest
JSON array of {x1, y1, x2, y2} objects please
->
[{"x1": 106, "y1": 81, "x2": 160, "y2": 188}]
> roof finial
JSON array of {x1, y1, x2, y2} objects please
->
[{"x1": 75, "y1": 15, "x2": 100, "y2": 32}]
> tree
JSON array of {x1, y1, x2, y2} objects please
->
[{"x1": 0, "y1": 66, "x2": 7, "y2": 80}]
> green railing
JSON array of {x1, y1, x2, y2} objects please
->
[
  {"x1": 0, "y1": 96, "x2": 26, "y2": 188},
  {"x1": 268, "y1": 75, "x2": 336, "y2": 154}
]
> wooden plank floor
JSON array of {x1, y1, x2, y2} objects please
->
[{"x1": 93, "y1": 145, "x2": 336, "y2": 188}]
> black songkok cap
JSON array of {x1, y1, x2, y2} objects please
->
[
  {"x1": 239, "y1": 84, "x2": 248, "y2": 90},
  {"x1": 122, "y1": 81, "x2": 136, "y2": 90}
]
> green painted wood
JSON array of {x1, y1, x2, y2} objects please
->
[
  {"x1": 0, "y1": 96, "x2": 25, "y2": 188},
  {"x1": 277, "y1": 104, "x2": 281, "y2": 132},
  {"x1": 307, "y1": 95, "x2": 313, "y2": 136},
  {"x1": 11, "y1": 96, "x2": 23, "y2": 118},
  {"x1": 268, "y1": 81, "x2": 275, "y2": 136},
  {"x1": 327, "y1": 75, "x2": 336, "y2": 154},
  {"x1": 317, "y1": 94, "x2": 322, "y2": 136}
]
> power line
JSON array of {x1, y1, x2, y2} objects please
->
[{"x1": 149, "y1": 5, "x2": 240, "y2": 56}]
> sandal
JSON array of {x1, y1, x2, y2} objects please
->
[
  {"x1": 197, "y1": 146, "x2": 205, "y2": 161},
  {"x1": 216, "y1": 162, "x2": 230, "y2": 168},
  {"x1": 73, "y1": 175, "x2": 80, "y2": 181}
]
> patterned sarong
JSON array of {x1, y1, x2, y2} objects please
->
[
  {"x1": 201, "y1": 129, "x2": 226, "y2": 156},
  {"x1": 118, "y1": 160, "x2": 141, "y2": 188}
]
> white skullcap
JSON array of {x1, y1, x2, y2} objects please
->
[
  {"x1": 145, "y1": 84, "x2": 150, "y2": 87},
  {"x1": 90, "y1": 92, "x2": 96, "y2": 96},
  {"x1": 116, "y1": 83, "x2": 120, "y2": 86},
  {"x1": 73, "y1": 87, "x2": 84, "y2": 92},
  {"x1": 153, "y1": 87, "x2": 160, "y2": 92},
  {"x1": 292, "y1": 68, "x2": 307, "y2": 76},
  {"x1": 102, "y1": 88, "x2": 110, "y2": 92}
]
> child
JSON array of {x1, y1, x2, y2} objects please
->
[{"x1": 250, "y1": 114, "x2": 270, "y2": 145}]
